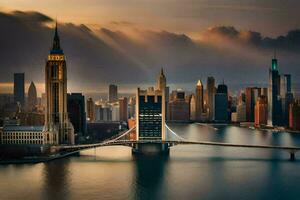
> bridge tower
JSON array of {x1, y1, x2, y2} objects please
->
[{"x1": 134, "y1": 87, "x2": 169, "y2": 154}]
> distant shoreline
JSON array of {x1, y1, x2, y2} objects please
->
[{"x1": 0, "y1": 151, "x2": 79, "y2": 165}]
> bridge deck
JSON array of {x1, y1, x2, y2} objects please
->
[{"x1": 59, "y1": 140, "x2": 300, "y2": 153}]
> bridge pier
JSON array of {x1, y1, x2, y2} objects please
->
[
  {"x1": 290, "y1": 152, "x2": 295, "y2": 161},
  {"x1": 132, "y1": 143, "x2": 169, "y2": 155}
]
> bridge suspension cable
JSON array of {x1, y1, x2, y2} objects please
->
[
  {"x1": 165, "y1": 124, "x2": 187, "y2": 141},
  {"x1": 107, "y1": 126, "x2": 136, "y2": 143}
]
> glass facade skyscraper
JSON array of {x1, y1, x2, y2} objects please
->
[
  {"x1": 214, "y1": 83, "x2": 228, "y2": 122},
  {"x1": 136, "y1": 88, "x2": 165, "y2": 141},
  {"x1": 268, "y1": 56, "x2": 282, "y2": 126}
]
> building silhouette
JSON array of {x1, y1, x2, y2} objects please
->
[
  {"x1": 214, "y1": 83, "x2": 228, "y2": 122},
  {"x1": 280, "y1": 74, "x2": 293, "y2": 126},
  {"x1": 108, "y1": 84, "x2": 118, "y2": 102},
  {"x1": 27, "y1": 81, "x2": 37, "y2": 112},
  {"x1": 205, "y1": 76, "x2": 215, "y2": 121},
  {"x1": 289, "y1": 100, "x2": 300, "y2": 131},
  {"x1": 14, "y1": 73, "x2": 25, "y2": 106},
  {"x1": 67, "y1": 93, "x2": 87, "y2": 137},
  {"x1": 43, "y1": 23, "x2": 74, "y2": 145},
  {"x1": 268, "y1": 54, "x2": 282, "y2": 126}
]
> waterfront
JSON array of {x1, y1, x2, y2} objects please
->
[{"x1": 1, "y1": 123, "x2": 300, "y2": 200}]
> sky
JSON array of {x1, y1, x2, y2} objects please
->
[{"x1": 0, "y1": 0, "x2": 300, "y2": 96}]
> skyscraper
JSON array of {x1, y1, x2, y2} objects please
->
[
  {"x1": 27, "y1": 81, "x2": 37, "y2": 112},
  {"x1": 268, "y1": 54, "x2": 282, "y2": 126},
  {"x1": 205, "y1": 77, "x2": 215, "y2": 121},
  {"x1": 190, "y1": 94, "x2": 196, "y2": 121},
  {"x1": 136, "y1": 87, "x2": 165, "y2": 141},
  {"x1": 195, "y1": 80, "x2": 204, "y2": 121},
  {"x1": 214, "y1": 83, "x2": 228, "y2": 122},
  {"x1": 119, "y1": 97, "x2": 128, "y2": 122},
  {"x1": 168, "y1": 91, "x2": 189, "y2": 121},
  {"x1": 156, "y1": 68, "x2": 169, "y2": 119},
  {"x1": 280, "y1": 74, "x2": 293, "y2": 126},
  {"x1": 289, "y1": 100, "x2": 300, "y2": 131},
  {"x1": 108, "y1": 84, "x2": 118, "y2": 102},
  {"x1": 14, "y1": 73, "x2": 25, "y2": 106},
  {"x1": 156, "y1": 68, "x2": 166, "y2": 92},
  {"x1": 87, "y1": 97, "x2": 95, "y2": 122},
  {"x1": 67, "y1": 93, "x2": 87, "y2": 136},
  {"x1": 43, "y1": 23, "x2": 74, "y2": 145},
  {"x1": 254, "y1": 96, "x2": 268, "y2": 127}
]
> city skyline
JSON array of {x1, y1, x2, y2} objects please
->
[{"x1": 1, "y1": 2, "x2": 300, "y2": 200}]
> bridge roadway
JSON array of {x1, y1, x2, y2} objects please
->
[{"x1": 58, "y1": 139, "x2": 300, "y2": 160}]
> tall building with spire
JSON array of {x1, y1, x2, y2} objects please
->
[
  {"x1": 43, "y1": 23, "x2": 74, "y2": 145},
  {"x1": 156, "y1": 68, "x2": 169, "y2": 119},
  {"x1": 195, "y1": 80, "x2": 204, "y2": 121},
  {"x1": 156, "y1": 68, "x2": 166, "y2": 91},
  {"x1": 268, "y1": 52, "x2": 282, "y2": 126}
]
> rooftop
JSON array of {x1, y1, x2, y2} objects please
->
[{"x1": 3, "y1": 125, "x2": 44, "y2": 132}]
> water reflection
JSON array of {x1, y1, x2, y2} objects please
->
[
  {"x1": 132, "y1": 155, "x2": 168, "y2": 200},
  {"x1": 42, "y1": 159, "x2": 71, "y2": 200}
]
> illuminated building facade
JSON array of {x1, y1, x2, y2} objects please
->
[
  {"x1": 254, "y1": 96, "x2": 268, "y2": 127},
  {"x1": 195, "y1": 80, "x2": 204, "y2": 121},
  {"x1": 1, "y1": 126, "x2": 44, "y2": 145},
  {"x1": 87, "y1": 97, "x2": 95, "y2": 122},
  {"x1": 119, "y1": 97, "x2": 128, "y2": 122}
]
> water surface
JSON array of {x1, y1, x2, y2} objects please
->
[{"x1": 1, "y1": 124, "x2": 300, "y2": 200}]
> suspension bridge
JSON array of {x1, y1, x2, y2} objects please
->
[{"x1": 53, "y1": 124, "x2": 300, "y2": 160}]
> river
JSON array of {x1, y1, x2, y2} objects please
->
[{"x1": 1, "y1": 123, "x2": 300, "y2": 200}]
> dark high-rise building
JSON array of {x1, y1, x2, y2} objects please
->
[
  {"x1": 67, "y1": 93, "x2": 87, "y2": 136},
  {"x1": 109, "y1": 84, "x2": 118, "y2": 102},
  {"x1": 205, "y1": 77, "x2": 216, "y2": 121},
  {"x1": 268, "y1": 55, "x2": 282, "y2": 126},
  {"x1": 280, "y1": 74, "x2": 293, "y2": 126},
  {"x1": 43, "y1": 22, "x2": 74, "y2": 145},
  {"x1": 119, "y1": 97, "x2": 128, "y2": 122},
  {"x1": 14, "y1": 73, "x2": 25, "y2": 106},
  {"x1": 136, "y1": 87, "x2": 165, "y2": 141},
  {"x1": 289, "y1": 100, "x2": 300, "y2": 131},
  {"x1": 214, "y1": 83, "x2": 228, "y2": 122}
]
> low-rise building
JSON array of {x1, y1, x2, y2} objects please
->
[{"x1": 1, "y1": 125, "x2": 44, "y2": 145}]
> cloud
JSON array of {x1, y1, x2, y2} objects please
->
[
  {"x1": 0, "y1": 10, "x2": 299, "y2": 95},
  {"x1": 201, "y1": 25, "x2": 300, "y2": 52},
  {"x1": 10, "y1": 10, "x2": 52, "y2": 23}
]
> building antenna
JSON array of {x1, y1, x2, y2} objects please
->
[{"x1": 274, "y1": 48, "x2": 277, "y2": 59}]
